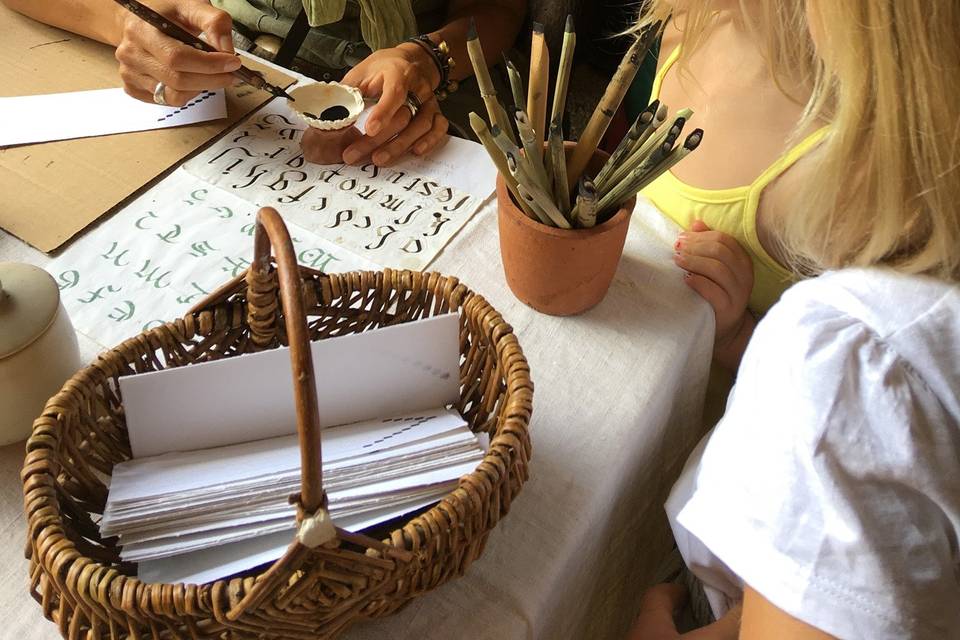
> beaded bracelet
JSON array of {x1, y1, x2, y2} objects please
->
[{"x1": 408, "y1": 34, "x2": 459, "y2": 100}]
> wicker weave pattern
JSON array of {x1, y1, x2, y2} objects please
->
[{"x1": 21, "y1": 218, "x2": 533, "y2": 639}]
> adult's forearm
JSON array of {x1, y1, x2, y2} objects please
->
[
  {"x1": 436, "y1": 0, "x2": 526, "y2": 81},
  {"x1": 2, "y1": 0, "x2": 124, "y2": 46}
]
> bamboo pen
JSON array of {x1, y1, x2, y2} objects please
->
[
  {"x1": 516, "y1": 110, "x2": 552, "y2": 193},
  {"x1": 506, "y1": 156, "x2": 556, "y2": 226},
  {"x1": 566, "y1": 21, "x2": 661, "y2": 188},
  {"x1": 575, "y1": 179, "x2": 599, "y2": 228},
  {"x1": 505, "y1": 57, "x2": 527, "y2": 113},
  {"x1": 550, "y1": 16, "x2": 577, "y2": 133},
  {"x1": 466, "y1": 18, "x2": 517, "y2": 144},
  {"x1": 527, "y1": 23, "x2": 550, "y2": 152},
  {"x1": 112, "y1": 0, "x2": 294, "y2": 100},
  {"x1": 469, "y1": 112, "x2": 536, "y2": 219},
  {"x1": 599, "y1": 104, "x2": 674, "y2": 192},
  {"x1": 593, "y1": 100, "x2": 659, "y2": 188}
]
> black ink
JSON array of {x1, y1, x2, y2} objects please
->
[
  {"x1": 443, "y1": 195, "x2": 471, "y2": 212},
  {"x1": 326, "y1": 209, "x2": 354, "y2": 228},
  {"x1": 394, "y1": 204, "x2": 424, "y2": 225},
  {"x1": 422, "y1": 212, "x2": 452, "y2": 237},
  {"x1": 365, "y1": 225, "x2": 398, "y2": 250}
]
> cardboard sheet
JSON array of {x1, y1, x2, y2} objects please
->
[{"x1": 0, "y1": 5, "x2": 294, "y2": 252}]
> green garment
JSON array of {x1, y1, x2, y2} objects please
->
[
  {"x1": 304, "y1": 0, "x2": 416, "y2": 51},
  {"x1": 214, "y1": 0, "x2": 446, "y2": 70}
]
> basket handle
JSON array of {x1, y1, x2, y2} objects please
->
[{"x1": 250, "y1": 207, "x2": 325, "y2": 514}]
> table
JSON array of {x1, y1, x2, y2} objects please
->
[{"x1": 0, "y1": 125, "x2": 713, "y2": 640}]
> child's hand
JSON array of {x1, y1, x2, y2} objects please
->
[
  {"x1": 629, "y1": 583, "x2": 741, "y2": 639},
  {"x1": 674, "y1": 220, "x2": 756, "y2": 370}
]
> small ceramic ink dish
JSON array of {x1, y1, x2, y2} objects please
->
[{"x1": 289, "y1": 82, "x2": 365, "y2": 163}]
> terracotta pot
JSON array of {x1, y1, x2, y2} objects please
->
[{"x1": 496, "y1": 146, "x2": 635, "y2": 316}]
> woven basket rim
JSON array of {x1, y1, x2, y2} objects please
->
[{"x1": 22, "y1": 268, "x2": 533, "y2": 601}]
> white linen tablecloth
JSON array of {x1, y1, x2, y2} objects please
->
[{"x1": 0, "y1": 174, "x2": 713, "y2": 640}]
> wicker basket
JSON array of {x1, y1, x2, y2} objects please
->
[{"x1": 21, "y1": 207, "x2": 533, "y2": 639}]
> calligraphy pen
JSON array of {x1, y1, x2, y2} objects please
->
[{"x1": 112, "y1": 0, "x2": 294, "y2": 101}]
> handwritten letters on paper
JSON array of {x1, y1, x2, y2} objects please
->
[
  {"x1": 44, "y1": 96, "x2": 496, "y2": 349},
  {"x1": 46, "y1": 168, "x2": 377, "y2": 348},
  {"x1": 184, "y1": 101, "x2": 485, "y2": 271}
]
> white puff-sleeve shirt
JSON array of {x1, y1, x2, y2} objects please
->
[{"x1": 667, "y1": 269, "x2": 960, "y2": 639}]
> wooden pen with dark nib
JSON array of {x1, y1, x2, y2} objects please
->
[{"x1": 112, "y1": 0, "x2": 295, "y2": 101}]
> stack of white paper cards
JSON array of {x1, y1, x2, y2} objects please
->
[
  {"x1": 103, "y1": 408, "x2": 485, "y2": 581},
  {"x1": 101, "y1": 314, "x2": 484, "y2": 585}
]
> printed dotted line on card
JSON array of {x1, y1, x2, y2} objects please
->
[
  {"x1": 156, "y1": 90, "x2": 215, "y2": 122},
  {"x1": 363, "y1": 416, "x2": 432, "y2": 449}
]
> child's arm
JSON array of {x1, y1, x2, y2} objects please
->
[
  {"x1": 739, "y1": 587, "x2": 835, "y2": 639},
  {"x1": 673, "y1": 221, "x2": 755, "y2": 371},
  {"x1": 628, "y1": 583, "x2": 837, "y2": 639},
  {"x1": 628, "y1": 583, "x2": 741, "y2": 639}
]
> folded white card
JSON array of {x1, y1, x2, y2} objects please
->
[
  {"x1": 119, "y1": 314, "x2": 460, "y2": 457},
  {"x1": 0, "y1": 88, "x2": 227, "y2": 147}
]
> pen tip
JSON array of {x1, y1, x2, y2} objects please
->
[
  {"x1": 533, "y1": 21, "x2": 544, "y2": 34},
  {"x1": 565, "y1": 15, "x2": 574, "y2": 32},
  {"x1": 468, "y1": 17, "x2": 478, "y2": 40}
]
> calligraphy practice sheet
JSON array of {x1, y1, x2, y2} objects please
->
[
  {"x1": 45, "y1": 168, "x2": 377, "y2": 348},
  {"x1": 183, "y1": 99, "x2": 497, "y2": 271},
  {"x1": 0, "y1": 88, "x2": 227, "y2": 147}
]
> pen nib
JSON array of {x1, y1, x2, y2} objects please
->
[{"x1": 269, "y1": 85, "x2": 294, "y2": 101}]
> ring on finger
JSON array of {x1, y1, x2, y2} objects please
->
[
  {"x1": 404, "y1": 92, "x2": 422, "y2": 118},
  {"x1": 153, "y1": 81, "x2": 168, "y2": 106}
]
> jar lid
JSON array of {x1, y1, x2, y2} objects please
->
[{"x1": 0, "y1": 262, "x2": 60, "y2": 359}]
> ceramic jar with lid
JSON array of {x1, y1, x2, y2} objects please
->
[{"x1": 0, "y1": 262, "x2": 82, "y2": 445}]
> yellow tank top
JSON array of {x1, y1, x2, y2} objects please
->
[{"x1": 642, "y1": 46, "x2": 828, "y2": 314}]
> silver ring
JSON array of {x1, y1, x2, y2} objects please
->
[
  {"x1": 404, "y1": 92, "x2": 421, "y2": 118},
  {"x1": 153, "y1": 81, "x2": 168, "y2": 106}
]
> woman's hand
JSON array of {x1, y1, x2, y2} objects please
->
[
  {"x1": 674, "y1": 220, "x2": 756, "y2": 370},
  {"x1": 114, "y1": 0, "x2": 240, "y2": 106},
  {"x1": 336, "y1": 43, "x2": 449, "y2": 166}
]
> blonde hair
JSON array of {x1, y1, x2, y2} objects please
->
[
  {"x1": 783, "y1": 0, "x2": 960, "y2": 280},
  {"x1": 635, "y1": 0, "x2": 960, "y2": 281}
]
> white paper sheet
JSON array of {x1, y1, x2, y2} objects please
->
[
  {"x1": 45, "y1": 168, "x2": 378, "y2": 348},
  {"x1": 118, "y1": 315, "x2": 461, "y2": 457},
  {"x1": 119, "y1": 460, "x2": 478, "y2": 560},
  {"x1": 182, "y1": 99, "x2": 493, "y2": 270},
  {"x1": 136, "y1": 491, "x2": 445, "y2": 584},
  {"x1": 0, "y1": 88, "x2": 227, "y2": 147},
  {"x1": 107, "y1": 409, "x2": 467, "y2": 502},
  {"x1": 355, "y1": 108, "x2": 498, "y2": 198},
  {"x1": 137, "y1": 529, "x2": 293, "y2": 585}
]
